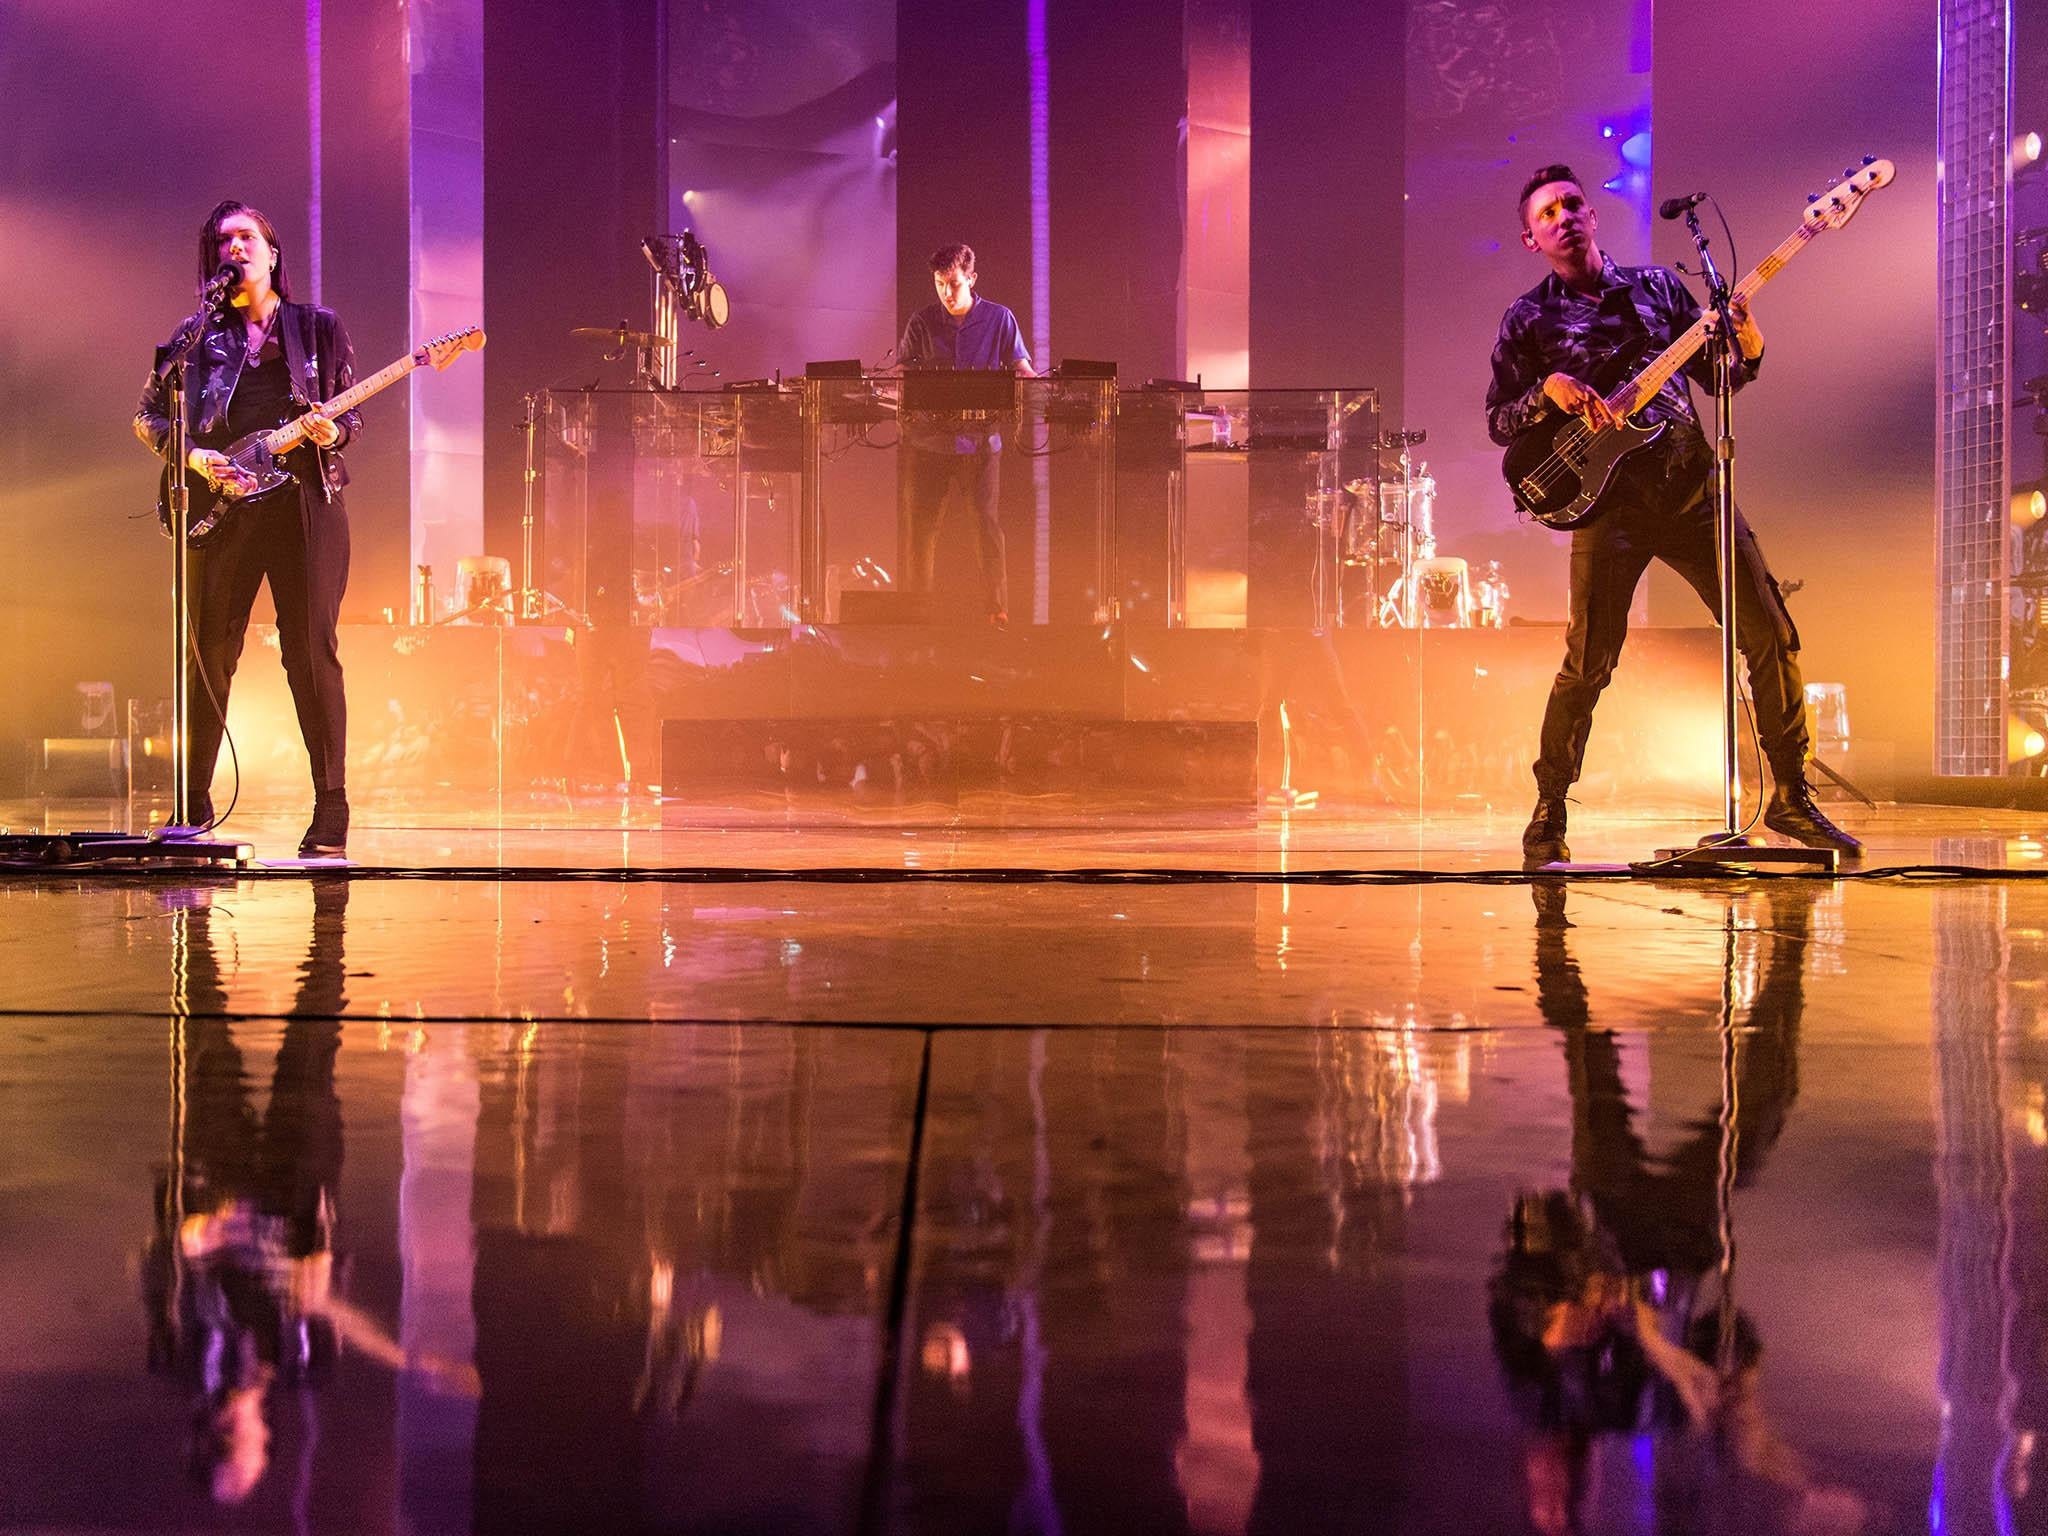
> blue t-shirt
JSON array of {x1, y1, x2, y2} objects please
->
[
  {"x1": 899, "y1": 297, "x2": 1031, "y2": 372},
  {"x1": 899, "y1": 298, "x2": 1032, "y2": 454}
]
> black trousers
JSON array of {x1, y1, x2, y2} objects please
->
[
  {"x1": 188, "y1": 481, "x2": 350, "y2": 798},
  {"x1": 1534, "y1": 439, "x2": 1807, "y2": 794},
  {"x1": 904, "y1": 447, "x2": 1007, "y2": 616}
]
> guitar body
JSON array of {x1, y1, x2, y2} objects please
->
[
  {"x1": 1500, "y1": 336, "x2": 1670, "y2": 532},
  {"x1": 148, "y1": 322, "x2": 489, "y2": 547},
  {"x1": 155, "y1": 431, "x2": 296, "y2": 545},
  {"x1": 1503, "y1": 412, "x2": 1666, "y2": 531}
]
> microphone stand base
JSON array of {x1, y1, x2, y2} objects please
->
[
  {"x1": 1647, "y1": 837, "x2": 1838, "y2": 874},
  {"x1": 0, "y1": 831, "x2": 255, "y2": 869}
]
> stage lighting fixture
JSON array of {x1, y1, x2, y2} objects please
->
[
  {"x1": 2009, "y1": 711, "x2": 2047, "y2": 764},
  {"x1": 2015, "y1": 486, "x2": 2048, "y2": 526},
  {"x1": 2016, "y1": 131, "x2": 2044, "y2": 172}
]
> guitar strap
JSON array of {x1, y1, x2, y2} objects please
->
[{"x1": 276, "y1": 303, "x2": 335, "y2": 504}]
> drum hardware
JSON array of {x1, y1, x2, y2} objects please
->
[
  {"x1": 513, "y1": 391, "x2": 597, "y2": 626},
  {"x1": 446, "y1": 555, "x2": 514, "y2": 624},
  {"x1": 643, "y1": 232, "x2": 729, "y2": 389},
  {"x1": 1344, "y1": 432, "x2": 1506, "y2": 630},
  {"x1": 1406, "y1": 556, "x2": 1472, "y2": 628},
  {"x1": 1472, "y1": 560, "x2": 1510, "y2": 628},
  {"x1": 1384, "y1": 431, "x2": 1428, "y2": 626},
  {"x1": 570, "y1": 321, "x2": 675, "y2": 393},
  {"x1": 570, "y1": 324, "x2": 671, "y2": 352},
  {"x1": 1339, "y1": 427, "x2": 1444, "y2": 627}
]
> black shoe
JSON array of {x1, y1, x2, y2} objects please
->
[
  {"x1": 1522, "y1": 793, "x2": 1571, "y2": 869},
  {"x1": 1763, "y1": 778, "x2": 1862, "y2": 858},
  {"x1": 299, "y1": 792, "x2": 349, "y2": 858}
]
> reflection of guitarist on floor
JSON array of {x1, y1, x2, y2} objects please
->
[{"x1": 1485, "y1": 163, "x2": 1870, "y2": 870}]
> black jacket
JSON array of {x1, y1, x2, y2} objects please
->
[{"x1": 135, "y1": 300, "x2": 360, "y2": 502}]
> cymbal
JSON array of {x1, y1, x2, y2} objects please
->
[{"x1": 570, "y1": 326, "x2": 672, "y2": 349}]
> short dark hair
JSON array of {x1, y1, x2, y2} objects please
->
[
  {"x1": 198, "y1": 200, "x2": 291, "y2": 301},
  {"x1": 929, "y1": 243, "x2": 975, "y2": 276},
  {"x1": 1517, "y1": 164, "x2": 1582, "y2": 228}
]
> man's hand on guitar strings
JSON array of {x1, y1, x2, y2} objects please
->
[
  {"x1": 299, "y1": 412, "x2": 342, "y2": 448},
  {"x1": 1542, "y1": 371, "x2": 1620, "y2": 431}
]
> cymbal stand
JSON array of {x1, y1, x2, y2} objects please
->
[
  {"x1": 517, "y1": 391, "x2": 544, "y2": 620},
  {"x1": 1399, "y1": 445, "x2": 1418, "y2": 627},
  {"x1": 509, "y1": 392, "x2": 588, "y2": 628},
  {"x1": 1368, "y1": 430, "x2": 1427, "y2": 628}
]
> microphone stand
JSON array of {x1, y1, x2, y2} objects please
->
[
  {"x1": 2, "y1": 291, "x2": 252, "y2": 867},
  {"x1": 1655, "y1": 204, "x2": 1834, "y2": 871}
]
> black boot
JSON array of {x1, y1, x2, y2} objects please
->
[
  {"x1": 1763, "y1": 776, "x2": 1861, "y2": 858},
  {"x1": 1522, "y1": 792, "x2": 1571, "y2": 869},
  {"x1": 299, "y1": 790, "x2": 349, "y2": 858}
]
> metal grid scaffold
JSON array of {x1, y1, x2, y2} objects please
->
[{"x1": 1937, "y1": 0, "x2": 2012, "y2": 775}]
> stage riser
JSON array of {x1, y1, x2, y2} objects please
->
[
  {"x1": 660, "y1": 718, "x2": 1259, "y2": 825},
  {"x1": 194, "y1": 623, "x2": 1724, "y2": 817}
]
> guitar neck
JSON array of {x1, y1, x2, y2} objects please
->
[
  {"x1": 1606, "y1": 221, "x2": 1821, "y2": 416},
  {"x1": 267, "y1": 351, "x2": 419, "y2": 452}
]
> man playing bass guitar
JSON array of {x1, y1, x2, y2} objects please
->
[{"x1": 1486, "y1": 164, "x2": 1859, "y2": 867}]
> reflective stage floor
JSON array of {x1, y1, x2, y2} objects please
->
[{"x1": 1, "y1": 800, "x2": 2045, "y2": 1534}]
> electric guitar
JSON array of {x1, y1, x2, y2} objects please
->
[
  {"x1": 1502, "y1": 157, "x2": 1893, "y2": 531},
  {"x1": 157, "y1": 325, "x2": 486, "y2": 544}
]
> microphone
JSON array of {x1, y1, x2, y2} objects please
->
[
  {"x1": 1658, "y1": 192, "x2": 1708, "y2": 220},
  {"x1": 203, "y1": 261, "x2": 241, "y2": 305}
]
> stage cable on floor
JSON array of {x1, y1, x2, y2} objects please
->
[{"x1": 6, "y1": 859, "x2": 2048, "y2": 883}]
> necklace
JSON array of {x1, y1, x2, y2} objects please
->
[{"x1": 244, "y1": 305, "x2": 279, "y2": 367}]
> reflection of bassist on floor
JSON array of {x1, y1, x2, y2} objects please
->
[{"x1": 1492, "y1": 884, "x2": 1866, "y2": 1535}]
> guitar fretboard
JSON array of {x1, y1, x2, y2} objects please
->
[
  {"x1": 264, "y1": 350, "x2": 421, "y2": 452},
  {"x1": 1606, "y1": 221, "x2": 1821, "y2": 416}
]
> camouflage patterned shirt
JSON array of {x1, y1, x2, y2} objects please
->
[{"x1": 1485, "y1": 255, "x2": 1760, "y2": 449}]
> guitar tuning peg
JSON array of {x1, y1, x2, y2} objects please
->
[
  {"x1": 1844, "y1": 167, "x2": 1856, "y2": 179},
  {"x1": 1808, "y1": 192, "x2": 1821, "y2": 203},
  {"x1": 1862, "y1": 154, "x2": 1876, "y2": 165}
]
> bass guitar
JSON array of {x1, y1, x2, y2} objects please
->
[
  {"x1": 1502, "y1": 157, "x2": 1892, "y2": 531},
  {"x1": 158, "y1": 325, "x2": 485, "y2": 544}
]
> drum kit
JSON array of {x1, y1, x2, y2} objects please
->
[{"x1": 1341, "y1": 429, "x2": 1508, "y2": 629}]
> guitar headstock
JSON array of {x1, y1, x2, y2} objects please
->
[
  {"x1": 1802, "y1": 156, "x2": 1894, "y2": 232},
  {"x1": 417, "y1": 326, "x2": 487, "y2": 371}
]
